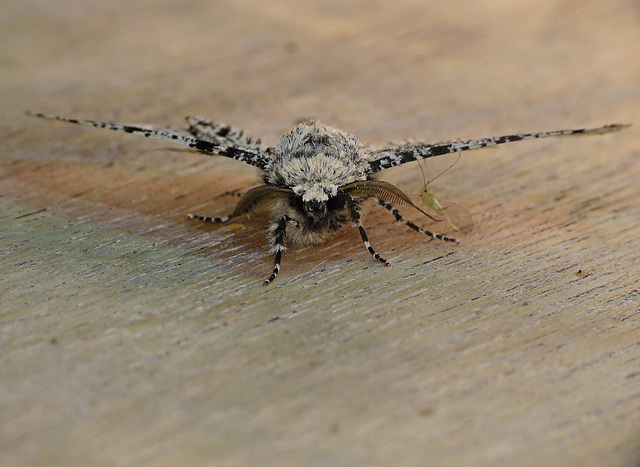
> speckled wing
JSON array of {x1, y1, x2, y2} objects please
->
[
  {"x1": 368, "y1": 124, "x2": 629, "y2": 173},
  {"x1": 25, "y1": 111, "x2": 272, "y2": 170},
  {"x1": 185, "y1": 116, "x2": 273, "y2": 155}
]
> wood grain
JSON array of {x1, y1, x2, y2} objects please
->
[{"x1": 2, "y1": 0, "x2": 639, "y2": 465}]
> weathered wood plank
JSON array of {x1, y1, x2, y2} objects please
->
[{"x1": 1, "y1": 0, "x2": 639, "y2": 465}]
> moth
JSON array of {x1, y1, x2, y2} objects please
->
[{"x1": 26, "y1": 111, "x2": 628, "y2": 284}]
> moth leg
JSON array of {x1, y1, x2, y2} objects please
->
[
  {"x1": 374, "y1": 198, "x2": 459, "y2": 244},
  {"x1": 212, "y1": 190, "x2": 245, "y2": 201},
  {"x1": 187, "y1": 213, "x2": 233, "y2": 223},
  {"x1": 264, "y1": 216, "x2": 290, "y2": 286},
  {"x1": 348, "y1": 201, "x2": 390, "y2": 267},
  {"x1": 190, "y1": 185, "x2": 293, "y2": 225}
]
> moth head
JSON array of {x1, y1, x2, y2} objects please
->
[{"x1": 293, "y1": 182, "x2": 340, "y2": 219}]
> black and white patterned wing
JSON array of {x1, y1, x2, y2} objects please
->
[
  {"x1": 368, "y1": 124, "x2": 629, "y2": 173},
  {"x1": 26, "y1": 111, "x2": 272, "y2": 170},
  {"x1": 186, "y1": 116, "x2": 273, "y2": 155}
]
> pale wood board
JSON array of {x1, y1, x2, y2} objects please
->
[{"x1": 1, "y1": 0, "x2": 640, "y2": 465}]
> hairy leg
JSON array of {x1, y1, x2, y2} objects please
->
[
  {"x1": 374, "y1": 198, "x2": 459, "y2": 244},
  {"x1": 264, "y1": 216, "x2": 290, "y2": 285},
  {"x1": 348, "y1": 201, "x2": 390, "y2": 267}
]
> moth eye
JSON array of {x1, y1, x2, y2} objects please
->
[
  {"x1": 304, "y1": 200, "x2": 326, "y2": 214},
  {"x1": 326, "y1": 196, "x2": 345, "y2": 211},
  {"x1": 292, "y1": 195, "x2": 305, "y2": 211}
]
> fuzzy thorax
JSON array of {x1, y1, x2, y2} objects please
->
[{"x1": 264, "y1": 120, "x2": 369, "y2": 192}]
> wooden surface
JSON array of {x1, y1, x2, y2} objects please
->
[{"x1": 2, "y1": 1, "x2": 640, "y2": 465}]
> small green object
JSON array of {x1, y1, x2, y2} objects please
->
[
  {"x1": 417, "y1": 155, "x2": 473, "y2": 232},
  {"x1": 417, "y1": 154, "x2": 460, "y2": 216},
  {"x1": 420, "y1": 185, "x2": 445, "y2": 217}
]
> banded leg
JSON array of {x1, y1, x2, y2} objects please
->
[
  {"x1": 374, "y1": 198, "x2": 459, "y2": 244},
  {"x1": 213, "y1": 189, "x2": 245, "y2": 200},
  {"x1": 349, "y1": 201, "x2": 390, "y2": 267},
  {"x1": 264, "y1": 216, "x2": 289, "y2": 285},
  {"x1": 187, "y1": 213, "x2": 233, "y2": 223}
]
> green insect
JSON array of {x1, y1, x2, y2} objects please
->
[{"x1": 417, "y1": 154, "x2": 472, "y2": 232}]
